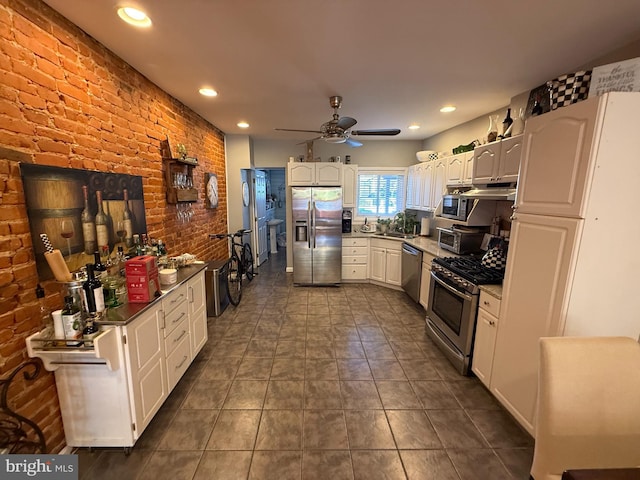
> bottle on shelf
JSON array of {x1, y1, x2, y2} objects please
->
[
  {"x1": 81, "y1": 185, "x2": 97, "y2": 255},
  {"x1": 82, "y1": 313, "x2": 101, "y2": 347},
  {"x1": 502, "y1": 108, "x2": 513, "y2": 138},
  {"x1": 35, "y1": 283, "x2": 54, "y2": 338},
  {"x1": 95, "y1": 191, "x2": 109, "y2": 250},
  {"x1": 82, "y1": 264, "x2": 105, "y2": 314},
  {"x1": 122, "y1": 188, "x2": 134, "y2": 248},
  {"x1": 532, "y1": 99, "x2": 543, "y2": 116},
  {"x1": 61, "y1": 295, "x2": 82, "y2": 346}
]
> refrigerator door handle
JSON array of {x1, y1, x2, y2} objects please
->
[
  {"x1": 307, "y1": 201, "x2": 312, "y2": 248},
  {"x1": 312, "y1": 201, "x2": 317, "y2": 248}
]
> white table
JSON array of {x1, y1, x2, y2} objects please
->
[{"x1": 267, "y1": 219, "x2": 284, "y2": 254}]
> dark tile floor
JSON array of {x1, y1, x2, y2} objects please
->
[{"x1": 78, "y1": 251, "x2": 534, "y2": 479}]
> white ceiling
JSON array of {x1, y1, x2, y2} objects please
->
[{"x1": 42, "y1": 0, "x2": 640, "y2": 144}]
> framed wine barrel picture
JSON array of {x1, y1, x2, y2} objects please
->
[{"x1": 20, "y1": 164, "x2": 148, "y2": 280}]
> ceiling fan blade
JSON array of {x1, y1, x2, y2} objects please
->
[
  {"x1": 351, "y1": 129, "x2": 401, "y2": 136},
  {"x1": 336, "y1": 116, "x2": 357, "y2": 130},
  {"x1": 345, "y1": 138, "x2": 363, "y2": 148},
  {"x1": 275, "y1": 128, "x2": 323, "y2": 134}
]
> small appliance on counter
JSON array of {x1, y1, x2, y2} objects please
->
[
  {"x1": 420, "y1": 217, "x2": 431, "y2": 236},
  {"x1": 360, "y1": 218, "x2": 377, "y2": 233},
  {"x1": 342, "y1": 210, "x2": 352, "y2": 233},
  {"x1": 437, "y1": 225, "x2": 485, "y2": 254}
]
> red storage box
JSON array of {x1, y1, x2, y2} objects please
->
[
  {"x1": 125, "y1": 255, "x2": 158, "y2": 276},
  {"x1": 126, "y1": 256, "x2": 160, "y2": 303}
]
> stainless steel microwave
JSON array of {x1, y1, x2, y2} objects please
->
[{"x1": 441, "y1": 195, "x2": 474, "y2": 221}]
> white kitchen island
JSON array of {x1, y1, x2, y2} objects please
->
[{"x1": 27, "y1": 264, "x2": 208, "y2": 453}]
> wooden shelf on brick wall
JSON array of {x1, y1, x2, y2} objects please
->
[{"x1": 163, "y1": 157, "x2": 198, "y2": 204}]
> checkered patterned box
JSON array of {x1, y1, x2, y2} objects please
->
[{"x1": 548, "y1": 71, "x2": 592, "y2": 110}]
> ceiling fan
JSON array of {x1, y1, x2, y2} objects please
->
[{"x1": 275, "y1": 95, "x2": 401, "y2": 148}]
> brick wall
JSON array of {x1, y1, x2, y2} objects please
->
[{"x1": 0, "y1": 0, "x2": 229, "y2": 452}]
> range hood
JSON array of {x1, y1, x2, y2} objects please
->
[{"x1": 461, "y1": 187, "x2": 516, "y2": 201}]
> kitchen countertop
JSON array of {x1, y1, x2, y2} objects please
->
[
  {"x1": 98, "y1": 263, "x2": 208, "y2": 325},
  {"x1": 479, "y1": 283, "x2": 503, "y2": 299},
  {"x1": 343, "y1": 232, "x2": 458, "y2": 258}
]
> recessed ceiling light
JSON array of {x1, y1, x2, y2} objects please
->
[
  {"x1": 408, "y1": 124, "x2": 421, "y2": 130},
  {"x1": 117, "y1": 7, "x2": 152, "y2": 27},
  {"x1": 440, "y1": 105, "x2": 456, "y2": 113},
  {"x1": 198, "y1": 88, "x2": 218, "y2": 97},
  {"x1": 237, "y1": 122, "x2": 250, "y2": 129}
]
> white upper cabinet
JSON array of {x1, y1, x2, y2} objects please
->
[
  {"x1": 342, "y1": 164, "x2": 358, "y2": 207},
  {"x1": 445, "y1": 154, "x2": 464, "y2": 186},
  {"x1": 472, "y1": 135, "x2": 522, "y2": 185},
  {"x1": 288, "y1": 162, "x2": 343, "y2": 186},
  {"x1": 516, "y1": 99, "x2": 597, "y2": 218}
]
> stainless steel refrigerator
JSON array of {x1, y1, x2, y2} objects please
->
[{"x1": 292, "y1": 186, "x2": 342, "y2": 285}]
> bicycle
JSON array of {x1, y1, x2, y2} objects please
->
[{"x1": 209, "y1": 229, "x2": 255, "y2": 306}]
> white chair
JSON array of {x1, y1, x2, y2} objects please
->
[{"x1": 530, "y1": 336, "x2": 640, "y2": 480}]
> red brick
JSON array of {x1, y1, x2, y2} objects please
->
[
  {"x1": 51, "y1": 24, "x2": 77, "y2": 49},
  {"x1": 23, "y1": 108, "x2": 50, "y2": 126},
  {"x1": 36, "y1": 56, "x2": 63, "y2": 80},
  {"x1": 13, "y1": 29, "x2": 58, "y2": 65},
  {"x1": 33, "y1": 152, "x2": 69, "y2": 168},
  {"x1": 0, "y1": 70, "x2": 38, "y2": 95},
  {"x1": 0, "y1": 131, "x2": 34, "y2": 150},
  {"x1": 34, "y1": 127, "x2": 74, "y2": 143},
  {"x1": 57, "y1": 81, "x2": 89, "y2": 104},
  {"x1": 37, "y1": 138, "x2": 70, "y2": 155}
]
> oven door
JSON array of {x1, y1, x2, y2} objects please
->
[{"x1": 426, "y1": 271, "x2": 478, "y2": 359}]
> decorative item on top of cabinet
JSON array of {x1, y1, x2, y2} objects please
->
[
  {"x1": 487, "y1": 115, "x2": 499, "y2": 143},
  {"x1": 161, "y1": 139, "x2": 198, "y2": 204}
]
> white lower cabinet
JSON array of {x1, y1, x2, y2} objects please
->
[
  {"x1": 471, "y1": 291, "x2": 501, "y2": 388},
  {"x1": 27, "y1": 267, "x2": 208, "y2": 450},
  {"x1": 341, "y1": 237, "x2": 369, "y2": 281},
  {"x1": 419, "y1": 253, "x2": 435, "y2": 310},
  {"x1": 369, "y1": 238, "x2": 402, "y2": 287}
]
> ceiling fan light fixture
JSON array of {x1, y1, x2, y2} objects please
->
[
  {"x1": 117, "y1": 7, "x2": 152, "y2": 27},
  {"x1": 324, "y1": 135, "x2": 347, "y2": 144}
]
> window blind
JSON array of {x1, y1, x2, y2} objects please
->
[{"x1": 357, "y1": 173, "x2": 404, "y2": 217}]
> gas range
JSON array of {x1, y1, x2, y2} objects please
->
[{"x1": 432, "y1": 256, "x2": 504, "y2": 295}]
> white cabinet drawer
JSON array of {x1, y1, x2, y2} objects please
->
[
  {"x1": 163, "y1": 299, "x2": 188, "y2": 337},
  {"x1": 342, "y1": 237, "x2": 368, "y2": 247},
  {"x1": 342, "y1": 255, "x2": 368, "y2": 265},
  {"x1": 166, "y1": 334, "x2": 191, "y2": 391},
  {"x1": 165, "y1": 318, "x2": 189, "y2": 356},
  {"x1": 479, "y1": 290, "x2": 501, "y2": 317},
  {"x1": 343, "y1": 246, "x2": 368, "y2": 256},
  {"x1": 342, "y1": 264, "x2": 368, "y2": 280},
  {"x1": 162, "y1": 283, "x2": 188, "y2": 314}
]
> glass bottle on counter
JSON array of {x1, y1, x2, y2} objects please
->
[
  {"x1": 82, "y1": 314, "x2": 100, "y2": 348},
  {"x1": 122, "y1": 188, "x2": 133, "y2": 248},
  {"x1": 93, "y1": 251, "x2": 107, "y2": 279},
  {"x1": 81, "y1": 185, "x2": 97, "y2": 255},
  {"x1": 35, "y1": 283, "x2": 54, "y2": 338},
  {"x1": 95, "y1": 191, "x2": 109, "y2": 250},
  {"x1": 61, "y1": 295, "x2": 82, "y2": 346},
  {"x1": 82, "y1": 264, "x2": 105, "y2": 313},
  {"x1": 132, "y1": 234, "x2": 142, "y2": 257},
  {"x1": 502, "y1": 108, "x2": 513, "y2": 138}
]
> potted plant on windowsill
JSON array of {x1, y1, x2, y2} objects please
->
[{"x1": 377, "y1": 218, "x2": 392, "y2": 233}]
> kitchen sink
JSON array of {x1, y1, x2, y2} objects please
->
[{"x1": 375, "y1": 232, "x2": 415, "y2": 239}]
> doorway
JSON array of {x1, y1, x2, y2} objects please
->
[{"x1": 253, "y1": 170, "x2": 268, "y2": 266}]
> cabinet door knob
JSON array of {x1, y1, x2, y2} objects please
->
[{"x1": 489, "y1": 320, "x2": 496, "y2": 326}]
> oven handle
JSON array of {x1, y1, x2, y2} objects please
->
[{"x1": 430, "y1": 271, "x2": 474, "y2": 302}]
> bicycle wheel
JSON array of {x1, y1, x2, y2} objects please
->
[
  {"x1": 226, "y1": 255, "x2": 242, "y2": 306},
  {"x1": 242, "y1": 243, "x2": 254, "y2": 281}
]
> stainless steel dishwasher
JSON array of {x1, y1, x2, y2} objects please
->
[{"x1": 401, "y1": 243, "x2": 422, "y2": 303}]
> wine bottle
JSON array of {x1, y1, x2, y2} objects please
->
[
  {"x1": 93, "y1": 251, "x2": 107, "y2": 279},
  {"x1": 61, "y1": 295, "x2": 82, "y2": 346},
  {"x1": 82, "y1": 314, "x2": 100, "y2": 348},
  {"x1": 122, "y1": 188, "x2": 134, "y2": 248},
  {"x1": 532, "y1": 100, "x2": 543, "y2": 116},
  {"x1": 81, "y1": 185, "x2": 97, "y2": 255},
  {"x1": 35, "y1": 283, "x2": 54, "y2": 338},
  {"x1": 82, "y1": 264, "x2": 105, "y2": 313},
  {"x1": 95, "y1": 191, "x2": 109, "y2": 249},
  {"x1": 502, "y1": 108, "x2": 513, "y2": 137}
]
